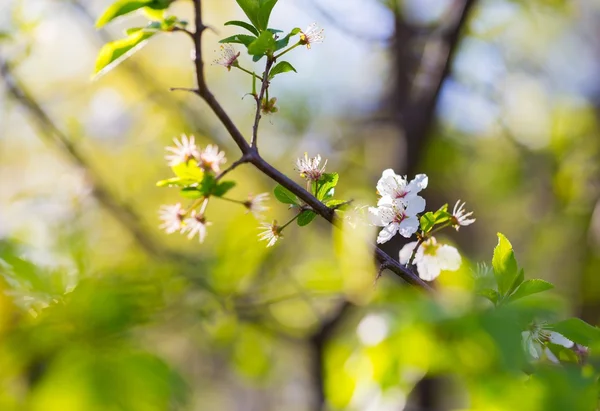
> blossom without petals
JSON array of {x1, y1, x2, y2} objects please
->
[
  {"x1": 399, "y1": 237, "x2": 461, "y2": 281},
  {"x1": 182, "y1": 211, "x2": 211, "y2": 243},
  {"x1": 296, "y1": 153, "x2": 327, "y2": 181},
  {"x1": 199, "y1": 144, "x2": 227, "y2": 173},
  {"x1": 258, "y1": 222, "x2": 281, "y2": 247},
  {"x1": 213, "y1": 44, "x2": 240, "y2": 70},
  {"x1": 300, "y1": 23, "x2": 324, "y2": 49},
  {"x1": 452, "y1": 200, "x2": 476, "y2": 230},
  {"x1": 521, "y1": 322, "x2": 574, "y2": 360},
  {"x1": 159, "y1": 203, "x2": 185, "y2": 234},
  {"x1": 246, "y1": 193, "x2": 270, "y2": 219},
  {"x1": 165, "y1": 134, "x2": 200, "y2": 166},
  {"x1": 368, "y1": 196, "x2": 425, "y2": 243}
]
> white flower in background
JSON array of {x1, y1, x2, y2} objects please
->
[
  {"x1": 158, "y1": 203, "x2": 185, "y2": 234},
  {"x1": 451, "y1": 200, "x2": 476, "y2": 230},
  {"x1": 245, "y1": 193, "x2": 270, "y2": 219},
  {"x1": 258, "y1": 221, "x2": 281, "y2": 247},
  {"x1": 521, "y1": 322, "x2": 574, "y2": 360},
  {"x1": 368, "y1": 196, "x2": 425, "y2": 243},
  {"x1": 165, "y1": 134, "x2": 200, "y2": 166},
  {"x1": 399, "y1": 237, "x2": 461, "y2": 281},
  {"x1": 199, "y1": 144, "x2": 227, "y2": 173},
  {"x1": 213, "y1": 44, "x2": 240, "y2": 70},
  {"x1": 299, "y1": 23, "x2": 324, "y2": 49},
  {"x1": 376, "y1": 169, "x2": 428, "y2": 206},
  {"x1": 182, "y1": 211, "x2": 211, "y2": 243},
  {"x1": 296, "y1": 153, "x2": 327, "y2": 181}
]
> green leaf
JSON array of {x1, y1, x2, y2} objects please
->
[
  {"x1": 477, "y1": 289, "x2": 500, "y2": 306},
  {"x1": 492, "y1": 233, "x2": 519, "y2": 296},
  {"x1": 94, "y1": 30, "x2": 156, "y2": 77},
  {"x1": 219, "y1": 34, "x2": 257, "y2": 47},
  {"x1": 552, "y1": 318, "x2": 600, "y2": 346},
  {"x1": 420, "y1": 212, "x2": 436, "y2": 233},
  {"x1": 269, "y1": 61, "x2": 297, "y2": 79},
  {"x1": 274, "y1": 185, "x2": 298, "y2": 205},
  {"x1": 225, "y1": 20, "x2": 260, "y2": 36},
  {"x1": 199, "y1": 173, "x2": 217, "y2": 196},
  {"x1": 257, "y1": 0, "x2": 279, "y2": 30},
  {"x1": 213, "y1": 181, "x2": 236, "y2": 197},
  {"x1": 247, "y1": 30, "x2": 276, "y2": 56},
  {"x1": 235, "y1": 0, "x2": 261, "y2": 30},
  {"x1": 507, "y1": 279, "x2": 554, "y2": 303},
  {"x1": 171, "y1": 160, "x2": 205, "y2": 182},
  {"x1": 297, "y1": 210, "x2": 317, "y2": 226},
  {"x1": 316, "y1": 173, "x2": 339, "y2": 201},
  {"x1": 275, "y1": 27, "x2": 301, "y2": 50},
  {"x1": 180, "y1": 187, "x2": 203, "y2": 199},
  {"x1": 156, "y1": 177, "x2": 186, "y2": 187},
  {"x1": 325, "y1": 199, "x2": 347, "y2": 209},
  {"x1": 96, "y1": 0, "x2": 153, "y2": 28},
  {"x1": 509, "y1": 268, "x2": 525, "y2": 295}
]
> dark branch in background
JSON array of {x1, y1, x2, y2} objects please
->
[
  {"x1": 0, "y1": 58, "x2": 166, "y2": 258},
  {"x1": 187, "y1": 0, "x2": 430, "y2": 291}
]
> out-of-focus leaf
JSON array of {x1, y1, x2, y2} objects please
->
[
  {"x1": 171, "y1": 160, "x2": 204, "y2": 182},
  {"x1": 95, "y1": 0, "x2": 153, "y2": 28},
  {"x1": 269, "y1": 61, "x2": 296, "y2": 79},
  {"x1": 180, "y1": 187, "x2": 203, "y2": 199},
  {"x1": 297, "y1": 210, "x2": 317, "y2": 226},
  {"x1": 219, "y1": 34, "x2": 257, "y2": 47},
  {"x1": 478, "y1": 288, "x2": 500, "y2": 305},
  {"x1": 552, "y1": 318, "x2": 600, "y2": 346},
  {"x1": 257, "y1": 0, "x2": 279, "y2": 30},
  {"x1": 213, "y1": 181, "x2": 236, "y2": 197},
  {"x1": 94, "y1": 30, "x2": 156, "y2": 78},
  {"x1": 508, "y1": 279, "x2": 554, "y2": 303},
  {"x1": 225, "y1": 20, "x2": 259, "y2": 36},
  {"x1": 247, "y1": 30, "x2": 276, "y2": 56},
  {"x1": 274, "y1": 185, "x2": 298, "y2": 205},
  {"x1": 492, "y1": 233, "x2": 519, "y2": 296}
]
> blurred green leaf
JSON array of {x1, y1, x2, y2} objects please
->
[
  {"x1": 297, "y1": 210, "x2": 317, "y2": 226},
  {"x1": 171, "y1": 160, "x2": 205, "y2": 182},
  {"x1": 247, "y1": 30, "x2": 276, "y2": 56},
  {"x1": 180, "y1": 187, "x2": 203, "y2": 199},
  {"x1": 213, "y1": 181, "x2": 236, "y2": 197},
  {"x1": 96, "y1": 0, "x2": 153, "y2": 28},
  {"x1": 325, "y1": 199, "x2": 347, "y2": 209},
  {"x1": 493, "y1": 233, "x2": 519, "y2": 296},
  {"x1": 225, "y1": 20, "x2": 259, "y2": 36},
  {"x1": 274, "y1": 185, "x2": 298, "y2": 205},
  {"x1": 269, "y1": 61, "x2": 297, "y2": 79},
  {"x1": 257, "y1": 0, "x2": 279, "y2": 31},
  {"x1": 316, "y1": 173, "x2": 338, "y2": 201},
  {"x1": 94, "y1": 30, "x2": 156, "y2": 78},
  {"x1": 508, "y1": 279, "x2": 554, "y2": 303},
  {"x1": 478, "y1": 288, "x2": 500, "y2": 305},
  {"x1": 275, "y1": 27, "x2": 301, "y2": 51},
  {"x1": 552, "y1": 318, "x2": 600, "y2": 346},
  {"x1": 219, "y1": 34, "x2": 257, "y2": 47}
]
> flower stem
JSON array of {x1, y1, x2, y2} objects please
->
[
  {"x1": 219, "y1": 196, "x2": 246, "y2": 205},
  {"x1": 235, "y1": 65, "x2": 263, "y2": 81},
  {"x1": 274, "y1": 42, "x2": 301, "y2": 60},
  {"x1": 407, "y1": 236, "x2": 425, "y2": 266},
  {"x1": 280, "y1": 213, "x2": 301, "y2": 231}
]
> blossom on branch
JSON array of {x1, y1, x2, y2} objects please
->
[
  {"x1": 165, "y1": 134, "x2": 200, "y2": 166},
  {"x1": 182, "y1": 211, "x2": 211, "y2": 243},
  {"x1": 245, "y1": 193, "x2": 270, "y2": 219},
  {"x1": 399, "y1": 237, "x2": 461, "y2": 281},
  {"x1": 258, "y1": 221, "x2": 281, "y2": 247},
  {"x1": 213, "y1": 44, "x2": 240, "y2": 71},
  {"x1": 159, "y1": 203, "x2": 185, "y2": 234},
  {"x1": 376, "y1": 169, "x2": 428, "y2": 207},
  {"x1": 368, "y1": 196, "x2": 425, "y2": 243},
  {"x1": 299, "y1": 23, "x2": 324, "y2": 49},
  {"x1": 451, "y1": 200, "x2": 476, "y2": 230},
  {"x1": 199, "y1": 144, "x2": 227, "y2": 173},
  {"x1": 296, "y1": 153, "x2": 327, "y2": 181}
]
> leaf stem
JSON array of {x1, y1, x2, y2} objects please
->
[{"x1": 274, "y1": 42, "x2": 301, "y2": 60}]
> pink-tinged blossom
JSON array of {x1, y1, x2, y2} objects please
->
[
  {"x1": 199, "y1": 144, "x2": 227, "y2": 173},
  {"x1": 182, "y1": 211, "x2": 211, "y2": 243},
  {"x1": 451, "y1": 200, "x2": 476, "y2": 230},
  {"x1": 299, "y1": 23, "x2": 324, "y2": 49},
  {"x1": 159, "y1": 203, "x2": 185, "y2": 234},
  {"x1": 368, "y1": 196, "x2": 425, "y2": 243},
  {"x1": 213, "y1": 44, "x2": 240, "y2": 70},
  {"x1": 165, "y1": 134, "x2": 200, "y2": 166}
]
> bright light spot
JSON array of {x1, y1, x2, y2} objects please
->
[{"x1": 357, "y1": 313, "x2": 389, "y2": 346}]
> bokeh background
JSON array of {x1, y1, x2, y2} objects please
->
[{"x1": 2, "y1": 0, "x2": 600, "y2": 410}]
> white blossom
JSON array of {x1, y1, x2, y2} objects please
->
[
  {"x1": 399, "y1": 237, "x2": 461, "y2": 281},
  {"x1": 213, "y1": 44, "x2": 240, "y2": 70},
  {"x1": 245, "y1": 193, "x2": 270, "y2": 219},
  {"x1": 182, "y1": 211, "x2": 211, "y2": 243},
  {"x1": 452, "y1": 200, "x2": 476, "y2": 230},
  {"x1": 258, "y1": 222, "x2": 281, "y2": 247},
  {"x1": 521, "y1": 322, "x2": 574, "y2": 361},
  {"x1": 376, "y1": 169, "x2": 428, "y2": 207},
  {"x1": 165, "y1": 134, "x2": 200, "y2": 166},
  {"x1": 368, "y1": 196, "x2": 425, "y2": 243},
  {"x1": 300, "y1": 23, "x2": 324, "y2": 49},
  {"x1": 158, "y1": 203, "x2": 185, "y2": 234},
  {"x1": 296, "y1": 153, "x2": 327, "y2": 181},
  {"x1": 199, "y1": 144, "x2": 227, "y2": 173}
]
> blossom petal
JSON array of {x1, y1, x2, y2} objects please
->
[
  {"x1": 376, "y1": 223, "x2": 399, "y2": 244},
  {"x1": 416, "y1": 255, "x2": 442, "y2": 281},
  {"x1": 399, "y1": 241, "x2": 419, "y2": 265},
  {"x1": 549, "y1": 331, "x2": 574, "y2": 348},
  {"x1": 404, "y1": 196, "x2": 426, "y2": 216},
  {"x1": 406, "y1": 174, "x2": 428, "y2": 194},
  {"x1": 398, "y1": 215, "x2": 420, "y2": 238},
  {"x1": 436, "y1": 244, "x2": 462, "y2": 271}
]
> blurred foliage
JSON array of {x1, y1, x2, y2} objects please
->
[{"x1": 2, "y1": 0, "x2": 600, "y2": 410}]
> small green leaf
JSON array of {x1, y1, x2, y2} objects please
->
[
  {"x1": 156, "y1": 177, "x2": 186, "y2": 187},
  {"x1": 325, "y1": 199, "x2": 347, "y2": 209},
  {"x1": 274, "y1": 28, "x2": 301, "y2": 51},
  {"x1": 171, "y1": 160, "x2": 205, "y2": 182},
  {"x1": 269, "y1": 61, "x2": 297, "y2": 79},
  {"x1": 274, "y1": 185, "x2": 298, "y2": 205},
  {"x1": 507, "y1": 279, "x2": 554, "y2": 303},
  {"x1": 257, "y1": 0, "x2": 279, "y2": 30},
  {"x1": 219, "y1": 34, "x2": 257, "y2": 47},
  {"x1": 181, "y1": 187, "x2": 203, "y2": 199},
  {"x1": 199, "y1": 173, "x2": 217, "y2": 196},
  {"x1": 96, "y1": 0, "x2": 153, "y2": 28},
  {"x1": 94, "y1": 30, "x2": 156, "y2": 77},
  {"x1": 552, "y1": 318, "x2": 600, "y2": 346},
  {"x1": 316, "y1": 173, "x2": 339, "y2": 201},
  {"x1": 297, "y1": 210, "x2": 317, "y2": 226},
  {"x1": 225, "y1": 20, "x2": 260, "y2": 36},
  {"x1": 492, "y1": 233, "x2": 519, "y2": 296},
  {"x1": 247, "y1": 30, "x2": 276, "y2": 56},
  {"x1": 478, "y1": 289, "x2": 500, "y2": 306},
  {"x1": 420, "y1": 212, "x2": 436, "y2": 233},
  {"x1": 213, "y1": 181, "x2": 236, "y2": 197}
]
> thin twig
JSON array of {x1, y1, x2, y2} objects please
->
[{"x1": 251, "y1": 58, "x2": 274, "y2": 148}]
